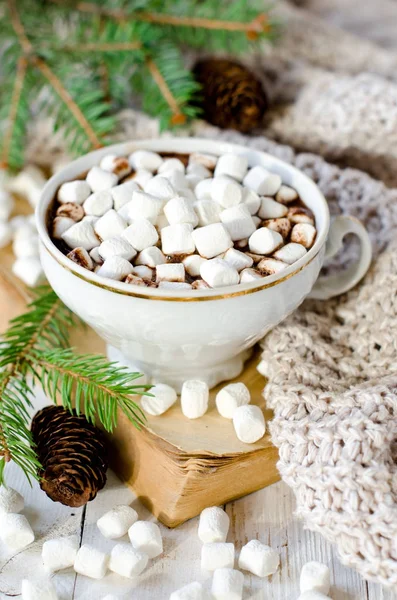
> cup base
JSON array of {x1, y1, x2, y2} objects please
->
[{"x1": 106, "y1": 345, "x2": 252, "y2": 392}]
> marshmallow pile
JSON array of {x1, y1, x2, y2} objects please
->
[{"x1": 51, "y1": 150, "x2": 317, "y2": 291}]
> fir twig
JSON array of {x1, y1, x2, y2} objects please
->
[
  {"x1": 145, "y1": 57, "x2": 186, "y2": 126},
  {"x1": 0, "y1": 56, "x2": 28, "y2": 170}
]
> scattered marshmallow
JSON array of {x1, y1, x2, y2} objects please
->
[
  {"x1": 233, "y1": 405, "x2": 266, "y2": 444},
  {"x1": 181, "y1": 380, "x2": 209, "y2": 419},
  {"x1": 74, "y1": 544, "x2": 109, "y2": 579},
  {"x1": 189, "y1": 152, "x2": 218, "y2": 170},
  {"x1": 211, "y1": 568, "x2": 244, "y2": 600},
  {"x1": 238, "y1": 539, "x2": 279, "y2": 577},
  {"x1": 111, "y1": 181, "x2": 139, "y2": 210},
  {"x1": 0, "y1": 513, "x2": 34, "y2": 550},
  {"x1": 62, "y1": 220, "x2": 99, "y2": 250},
  {"x1": 194, "y1": 199, "x2": 221, "y2": 226},
  {"x1": 141, "y1": 383, "x2": 177, "y2": 416},
  {"x1": 128, "y1": 520, "x2": 163, "y2": 558},
  {"x1": 109, "y1": 543, "x2": 148, "y2": 578},
  {"x1": 97, "y1": 256, "x2": 134, "y2": 281},
  {"x1": 183, "y1": 254, "x2": 207, "y2": 277},
  {"x1": 300, "y1": 562, "x2": 330, "y2": 596},
  {"x1": 258, "y1": 196, "x2": 288, "y2": 220},
  {"x1": 158, "y1": 158, "x2": 185, "y2": 173},
  {"x1": 198, "y1": 506, "x2": 230, "y2": 544},
  {"x1": 13, "y1": 235, "x2": 39, "y2": 259},
  {"x1": 156, "y1": 263, "x2": 185, "y2": 282},
  {"x1": 215, "y1": 154, "x2": 248, "y2": 182},
  {"x1": 122, "y1": 219, "x2": 159, "y2": 251},
  {"x1": 194, "y1": 179, "x2": 213, "y2": 200},
  {"x1": 249, "y1": 227, "x2": 283, "y2": 255},
  {"x1": 94, "y1": 209, "x2": 127, "y2": 241},
  {"x1": 86, "y1": 166, "x2": 118, "y2": 192},
  {"x1": 21, "y1": 578, "x2": 58, "y2": 600},
  {"x1": 100, "y1": 154, "x2": 131, "y2": 179},
  {"x1": 164, "y1": 196, "x2": 198, "y2": 227},
  {"x1": 243, "y1": 166, "x2": 282, "y2": 196},
  {"x1": 145, "y1": 175, "x2": 175, "y2": 201},
  {"x1": 216, "y1": 382, "x2": 250, "y2": 419},
  {"x1": 170, "y1": 581, "x2": 206, "y2": 600},
  {"x1": 264, "y1": 217, "x2": 291, "y2": 238},
  {"x1": 0, "y1": 221, "x2": 13, "y2": 248},
  {"x1": 200, "y1": 258, "x2": 239, "y2": 288},
  {"x1": 0, "y1": 486, "x2": 24, "y2": 514},
  {"x1": 274, "y1": 242, "x2": 307, "y2": 264},
  {"x1": 223, "y1": 248, "x2": 253, "y2": 272},
  {"x1": 220, "y1": 204, "x2": 256, "y2": 241},
  {"x1": 9, "y1": 165, "x2": 46, "y2": 207},
  {"x1": 52, "y1": 216, "x2": 75, "y2": 239},
  {"x1": 276, "y1": 184, "x2": 298, "y2": 204},
  {"x1": 0, "y1": 189, "x2": 14, "y2": 220},
  {"x1": 240, "y1": 268, "x2": 262, "y2": 283},
  {"x1": 129, "y1": 150, "x2": 163, "y2": 172},
  {"x1": 97, "y1": 505, "x2": 138, "y2": 539},
  {"x1": 99, "y1": 237, "x2": 136, "y2": 261},
  {"x1": 136, "y1": 246, "x2": 166, "y2": 267},
  {"x1": 291, "y1": 223, "x2": 317, "y2": 248},
  {"x1": 67, "y1": 247, "x2": 94, "y2": 270},
  {"x1": 161, "y1": 224, "x2": 195, "y2": 256},
  {"x1": 257, "y1": 258, "x2": 288, "y2": 275},
  {"x1": 211, "y1": 176, "x2": 242, "y2": 208},
  {"x1": 83, "y1": 190, "x2": 113, "y2": 217},
  {"x1": 201, "y1": 542, "x2": 235, "y2": 571},
  {"x1": 42, "y1": 535, "x2": 79, "y2": 571},
  {"x1": 12, "y1": 257, "x2": 44, "y2": 287},
  {"x1": 192, "y1": 223, "x2": 232, "y2": 259}
]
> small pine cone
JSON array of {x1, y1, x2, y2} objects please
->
[
  {"x1": 193, "y1": 59, "x2": 268, "y2": 133},
  {"x1": 31, "y1": 405, "x2": 108, "y2": 508}
]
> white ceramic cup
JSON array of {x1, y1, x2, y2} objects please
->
[{"x1": 36, "y1": 138, "x2": 372, "y2": 390}]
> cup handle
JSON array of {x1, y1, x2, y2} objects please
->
[{"x1": 308, "y1": 215, "x2": 372, "y2": 300}]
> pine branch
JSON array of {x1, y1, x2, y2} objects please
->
[{"x1": 0, "y1": 56, "x2": 28, "y2": 170}]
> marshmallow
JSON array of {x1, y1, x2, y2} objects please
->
[
  {"x1": 158, "y1": 158, "x2": 185, "y2": 173},
  {"x1": 223, "y1": 248, "x2": 253, "y2": 272},
  {"x1": 164, "y1": 196, "x2": 198, "y2": 227},
  {"x1": 243, "y1": 166, "x2": 282, "y2": 196},
  {"x1": 263, "y1": 217, "x2": 291, "y2": 238},
  {"x1": 12, "y1": 257, "x2": 44, "y2": 287},
  {"x1": 181, "y1": 380, "x2": 209, "y2": 419},
  {"x1": 300, "y1": 562, "x2": 330, "y2": 596},
  {"x1": 131, "y1": 265, "x2": 154, "y2": 280},
  {"x1": 144, "y1": 175, "x2": 175, "y2": 201},
  {"x1": 161, "y1": 223, "x2": 195, "y2": 256},
  {"x1": 0, "y1": 486, "x2": 24, "y2": 514},
  {"x1": 67, "y1": 247, "x2": 94, "y2": 270},
  {"x1": 189, "y1": 152, "x2": 218, "y2": 170},
  {"x1": 240, "y1": 268, "x2": 262, "y2": 283},
  {"x1": 62, "y1": 220, "x2": 99, "y2": 250},
  {"x1": 235, "y1": 238, "x2": 248, "y2": 249},
  {"x1": 100, "y1": 154, "x2": 131, "y2": 179},
  {"x1": 214, "y1": 153, "x2": 248, "y2": 182},
  {"x1": 132, "y1": 168, "x2": 154, "y2": 188},
  {"x1": 86, "y1": 166, "x2": 118, "y2": 192},
  {"x1": 257, "y1": 258, "x2": 288, "y2": 275},
  {"x1": 157, "y1": 213, "x2": 170, "y2": 230},
  {"x1": 185, "y1": 173, "x2": 203, "y2": 190},
  {"x1": 216, "y1": 382, "x2": 250, "y2": 419},
  {"x1": 125, "y1": 275, "x2": 146, "y2": 287},
  {"x1": 242, "y1": 188, "x2": 261, "y2": 215},
  {"x1": 274, "y1": 242, "x2": 307, "y2": 264},
  {"x1": 288, "y1": 207, "x2": 315, "y2": 226},
  {"x1": 156, "y1": 263, "x2": 185, "y2": 282},
  {"x1": 21, "y1": 579, "x2": 58, "y2": 600},
  {"x1": 52, "y1": 216, "x2": 75, "y2": 239},
  {"x1": 276, "y1": 184, "x2": 299, "y2": 204},
  {"x1": 122, "y1": 219, "x2": 159, "y2": 251},
  {"x1": 111, "y1": 181, "x2": 139, "y2": 210},
  {"x1": 158, "y1": 281, "x2": 192, "y2": 290},
  {"x1": 220, "y1": 204, "x2": 256, "y2": 241},
  {"x1": 10, "y1": 215, "x2": 29, "y2": 231},
  {"x1": 97, "y1": 505, "x2": 138, "y2": 539},
  {"x1": 200, "y1": 258, "x2": 239, "y2": 289},
  {"x1": 211, "y1": 568, "x2": 244, "y2": 600},
  {"x1": 0, "y1": 221, "x2": 13, "y2": 248},
  {"x1": 136, "y1": 246, "x2": 166, "y2": 267},
  {"x1": 258, "y1": 196, "x2": 288, "y2": 220},
  {"x1": 56, "y1": 202, "x2": 84, "y2": 222},
  {"x1": 198, "y1": 506, "x2": 230, "y2": 544},
  {"x1": 201, "y1": 542, "x2": 235, "y2": 571},
  {"x1": 233, "y1": 405, "x2": 266, "y2": 444},
  {"x1": 211, "y1": 176, "x2": 242, "y2": 208},
  {"x1": 0, "y1": 189, "x2": 14, "y2": 220},
  {"x1": 89, "y1": 246, "x2": 103, "y2": 264},
  {"x1": 0, "y1": 513, "x2": 34, "y2": 550},
  {"x1": 129, "y1": 150, "x2": 163, "y2": 172},
  {"x1": 74, "y1": 544, "x2": 109, "y2": 579},
  {"x1": 83, "y1": 190, "x2": 113, "y2": 217},
  {"x1": 298, "y1": 593, "x2": 330, "y2": 600},
  {"x1": 82, "y1": 215, "x2": 99, "y2": 224},
  {"x1": 192, "y1": 279, "x2": 210, "y2": 290},
  {"x1": 170, "y1": 582, "x2": 205, "y2": 600},
  {"x1": 194, "y1": 199, "x2": 221, "y2": 226},
  {"x1": 102, "y1": 596, "x2": 119, "y2": 600},
  {"x1": 161, "y1": 169, "x2": 188, "y2": 191},
  {"x1": 42, "y1": 535, "x2": 79, "y2": 571},
  {"x1": 13, "y1": 235, "x2": 39, "y2": 259},
  {"x1": 14, "y1": 222, "x2": 35, "y2": 241},
  {"x1": 94, "y1": 209, "x2": 127, "y2": 241},
  {"x1": 194, "y1": 179, "x2": 212, "y2": 200},
  {"x1": 97, "y1": 256, "x2": 134, "y2": 281},
  {"x1": 183, "y1": 254, "x2": 207, "y2": 277},
  {"x1": 290, "y1": 223, "x2": 317, "y2": 248},
  {"x1": 192, "y1": 223, "x2": 232, "y2": 259},
  {"x1": 238, "y1": 539, "x2": 279, "y2": 577},
  {"x1": 128, "y1": 520, "x2": 163, "y2": 558},
  {"x1": 109, "y1": 542, "x2": 148, "y2": 578},
  {"x1": 122, "y1": 190, "x2": 163, "y2": 224},
  {"x1": 141, "y1": 383, "x2": 177, "y2": 416},
  {"x1": 187, "y1": 162, "x2": 212, "y2": 179},
  {"x1": 9, "y1": 165, "x2": 46, "y2": 207},
  {"x1": 99, "y1": 236, "x2": 136, "y2": 261},
  {"x1": 252, "y1": 216, "x2": 261, "y2": 227},
  {"x1": 248, "y1": 227, "x2": 283, "y2": 255}
]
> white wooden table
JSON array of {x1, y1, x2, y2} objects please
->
[{"x1": 1, "y1": 389, "x2": 396, "y2": 600}]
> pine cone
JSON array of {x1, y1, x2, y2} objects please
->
[
  {"x1": 193, "y1": 59, "x2": 268, "y2": 133},
  {"x1": 31, "y1": 405, "x2": 109, "y2": 508}
]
